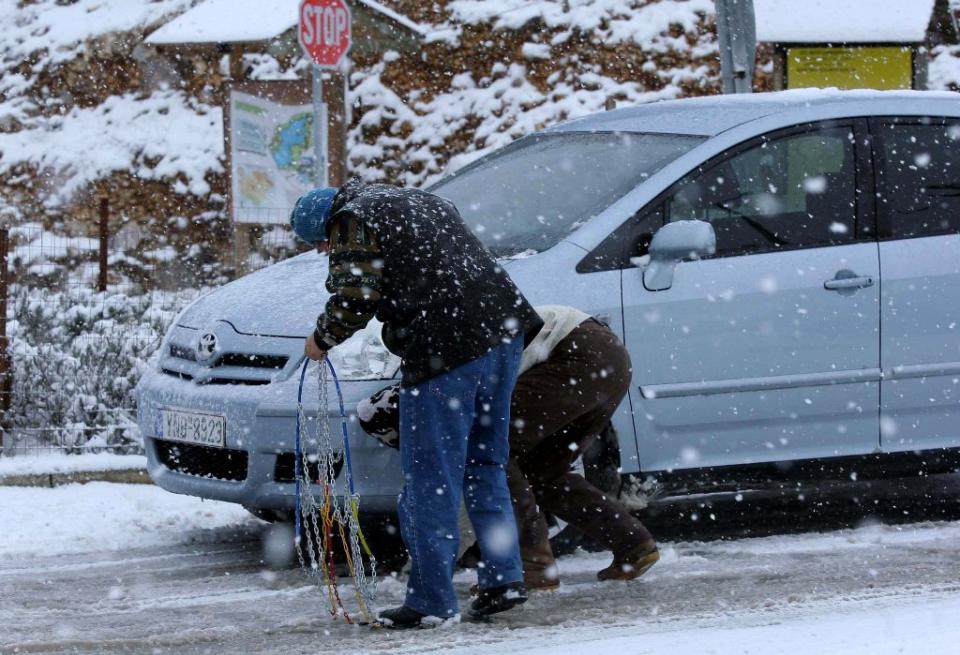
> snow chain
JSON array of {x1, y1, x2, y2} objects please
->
[{"x1": 295, "y1": 358, "x2": 378, "y2": 623}]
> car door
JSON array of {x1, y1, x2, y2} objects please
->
[
  {"x1": 871, "y1": 117, "x2": 960, "y2": 453},
  {"x1": 618, "y1": 121, "x2": 882, "y2": 472}
]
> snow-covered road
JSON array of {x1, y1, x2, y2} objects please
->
[{"x1": 2, "y1": 483, "x2": 960, "y2": 654}]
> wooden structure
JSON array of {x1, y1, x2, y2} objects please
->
[
  {"x1": 755, "y1": 0, "x2": 958, "y2": 90},
  {"x1": 145, "y1": 0, "x2": 424, "y2": 271}
]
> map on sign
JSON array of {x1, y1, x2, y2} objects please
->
[{"x1": 229, "y1": 90, "x2": 322, "y2": 224}]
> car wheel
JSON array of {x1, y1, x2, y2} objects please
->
[
  {"x1": 257, "y1": 511, "x2": 407, "y2": 576},
  {"x1": 358, "y1": 514, "x2": 409, "y2": 575}
]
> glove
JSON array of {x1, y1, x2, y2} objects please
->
[{"x1": 357, "y1": 383, "x2": 401, "y2": 449}]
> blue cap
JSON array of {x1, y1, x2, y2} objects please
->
[{"x1": 291, "y1": 187, "x2": 339, "y2": 244}]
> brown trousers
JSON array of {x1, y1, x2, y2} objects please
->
[{"x1": 507, "y1": 320, "x2": 654, "y2": 573}]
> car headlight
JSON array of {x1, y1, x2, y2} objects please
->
[{"x1": 327, "y1": 319, "x2": 400, "y2": 381}]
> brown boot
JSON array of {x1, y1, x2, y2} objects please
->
[
  {"x1": 521, "y1": 542, "x2": 560, "y2": 591},
  {"x1": 597, "y1": 541, "x2": 660, "y2": 581},
  {"x1": 524, "y1": 565, "x2": 560, "y2": 591}
]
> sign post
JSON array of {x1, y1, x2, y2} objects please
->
[
  {"x1": 311, "y1": 67, "x2": 329, "y2": 186},
  {"x1": 715, "y1": 0, "x2": 756, "y2": 94},
  {"x1": 299, "y1": 0, "x2": 352, "y2": 187}
]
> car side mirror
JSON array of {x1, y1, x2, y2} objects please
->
[{"x1": 642, "y1": 220, "x2": 716, "y2": 291}]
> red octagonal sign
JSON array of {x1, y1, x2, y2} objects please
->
[{"x1": 299, "y1": 0, "x2": 352, "y2": 68}]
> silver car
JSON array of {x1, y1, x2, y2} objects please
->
[{"x1": 136, "y1": 90, "x2": 960, "y2": 521}]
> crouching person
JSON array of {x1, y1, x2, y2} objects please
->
[
  {"x1": 358, "y1": 306, "x2": 659, "y2": 591},
  {"x1": 508, "y1": 306, "x2": 658, "y2": 586},
  {"x1": 292, "y1": 179, "x2": 542, "y2": 628}
]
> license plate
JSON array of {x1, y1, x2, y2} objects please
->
[{"x1": 158, "y1": 407, "x2": 226, "y2": 448}]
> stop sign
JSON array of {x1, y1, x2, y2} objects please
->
[{"x1": 299, "y1": 0, "x2": 352, "y2": 68}]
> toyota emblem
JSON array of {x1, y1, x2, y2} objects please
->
[{"x1": 197, "y1": 332, "x2": 218, "y2": 361}]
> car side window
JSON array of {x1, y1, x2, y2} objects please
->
[
  {"x1": 874, "y1": 120, "x2": 960, "y2": 239},
  {"x1": 665, "y1": 127, "x2": 858, "y2": 257},
  {"x1": 576, "y1": 206, "x2": 663, "y2": 273}
]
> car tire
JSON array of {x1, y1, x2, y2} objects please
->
[
  {"x1": 287, "y1": 514, "x2": 408, "y2": 576},
  {"x1": 357, "y1": 514, "x2": 409, "y2": 575}
]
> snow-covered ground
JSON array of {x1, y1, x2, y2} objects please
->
[
  {"x1": 0, "y1": 482, "x2": 251, "y2": 558},
  {"x1": 0, "y1": 454, "x2": 146, "y2": 479},
  {"x1": 2, "y1": 482, "x2": 960, "y2": 654}
]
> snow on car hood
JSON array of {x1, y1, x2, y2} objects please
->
[
  {"x1": 177, "y1": 250, "x2": 401, "y2": 380},
  {"x1": 175, "y1": 247, "x2": 540, "y2": 380},
  {"x1": 178, "y1": 249, "x2": 534, "y2": 337},
  {"x1": 179, "y1": 250, "x2": 328, "y2": 337}
]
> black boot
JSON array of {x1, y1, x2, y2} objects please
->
[
  {"x1": 468, "y1": 582, "x2": 528, "y2": 618},
  {"x1": 376, "y1": 605, "x2": 457, "y2": 630}
]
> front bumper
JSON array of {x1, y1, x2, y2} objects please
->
[{"x1": 136, "y1": 366, "x2": 404, "y2": 515}]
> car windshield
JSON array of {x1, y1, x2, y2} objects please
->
[{"x1": 429, "y1": 131, "x2": 705, "y2": 256}]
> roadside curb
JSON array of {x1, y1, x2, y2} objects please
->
[{"x1": 0, "y1": 468, "x2": 152, "y2": 487}]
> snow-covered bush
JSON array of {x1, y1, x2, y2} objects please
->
[
  {"x1": 4, "y1": 221, "x2": 296, "y2": 455},
  {"x1": 8, "y1": 286, "x2": 201, "y2": 453}
]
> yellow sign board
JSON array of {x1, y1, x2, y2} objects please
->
[{"x1": 786, "y1": 46, "x2": 914, "y2": 90}]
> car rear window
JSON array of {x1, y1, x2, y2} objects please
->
[{"x1": 874, "y1": 119, "x2": 960, "y2": 239}]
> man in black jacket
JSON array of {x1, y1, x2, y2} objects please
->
[{"x1": 293, "y1": 179, "x2": 542, "y2": 628}]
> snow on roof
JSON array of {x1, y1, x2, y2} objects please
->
[
  {"x1": 145, "y1": 0, "x2": 298, "y2": 44},
  {"x1": 755, "y1": 0, "x2": 936, "y2": 43},
  {"x1": 146, "y1": 0, "x2": 425, "y2": 46},
  {"x1": 358, "y1": 0, "x2": 427, "y2": 36},
  {"x1": 549, "y1": 89, "x2": 960, "y2": 137},
  {"x1": 0, "y1": 0, "x2": 194, "y2": 69}
]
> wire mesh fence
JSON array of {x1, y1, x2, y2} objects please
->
[{"x1": 1, "y1": 211, "x2": 306, "y2": 457}]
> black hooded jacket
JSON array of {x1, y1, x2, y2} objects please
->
[{"x1": 316, "y1": 179, "x2": 542, "y2": 387}]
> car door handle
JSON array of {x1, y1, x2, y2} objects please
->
[{"x1": 824, "y1": 275, "x2": 874, "y2": 291}]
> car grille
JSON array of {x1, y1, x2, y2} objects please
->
[
  {"x1": 169, "y1": 344, "x2": 197, "y2": 362},
  {"x1": 274, "y1": 452, "x2": 344, "y2": 483},
  {"x1": 161, "y1": 368, "x2": 194, "y2": 381},
  {"x1": 160, "y1": 369, "x2": 272, "y2": 385},
  {"x1": 155, "y1": 439, "x2": 248, "y2": 481},
  {"x1": 162, "y1": 345, "x2": 289, "y2": 385},
  {"x1": 215, "y1": 353, "x2": 288, "y2": 370}
]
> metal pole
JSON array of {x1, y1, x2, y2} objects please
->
[
  {"x1": 716, "y1": 0, "x2": 757, "y2": 94},
  {"x1": 98, "y1": 197, "x2": 108, "y2": 292},
  {"x1": 312, "y1": 64, "x2": 329, "y2": 187},
  {"x1": 0, "y1": 227, "x2": 10, "y2": 454}
]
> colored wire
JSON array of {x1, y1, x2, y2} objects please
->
[{"x1": 295, "y1": 356, "x2": 376, "y2": 624}]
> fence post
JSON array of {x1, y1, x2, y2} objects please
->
[
  {"x1": 234, "y1": 223, "x2": 252, "y2": 278},
  {"x1": 98, "y1": 197, "x2": 109, "y2": 292},
  {"x1": 0, "y1": 227, "x2": 10, "y2": 455}
]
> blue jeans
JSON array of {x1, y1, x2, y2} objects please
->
[{"x1": 397, "y1": 340, "x2": 524, "y2": 617}]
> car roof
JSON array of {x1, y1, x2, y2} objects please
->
[{"x1": 546, "y1": 89, "x2": 960, "y2": 137}]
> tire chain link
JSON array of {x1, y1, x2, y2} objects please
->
[{"x1": 294, "y1": 360, "x2": 378, "y2": 617}]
